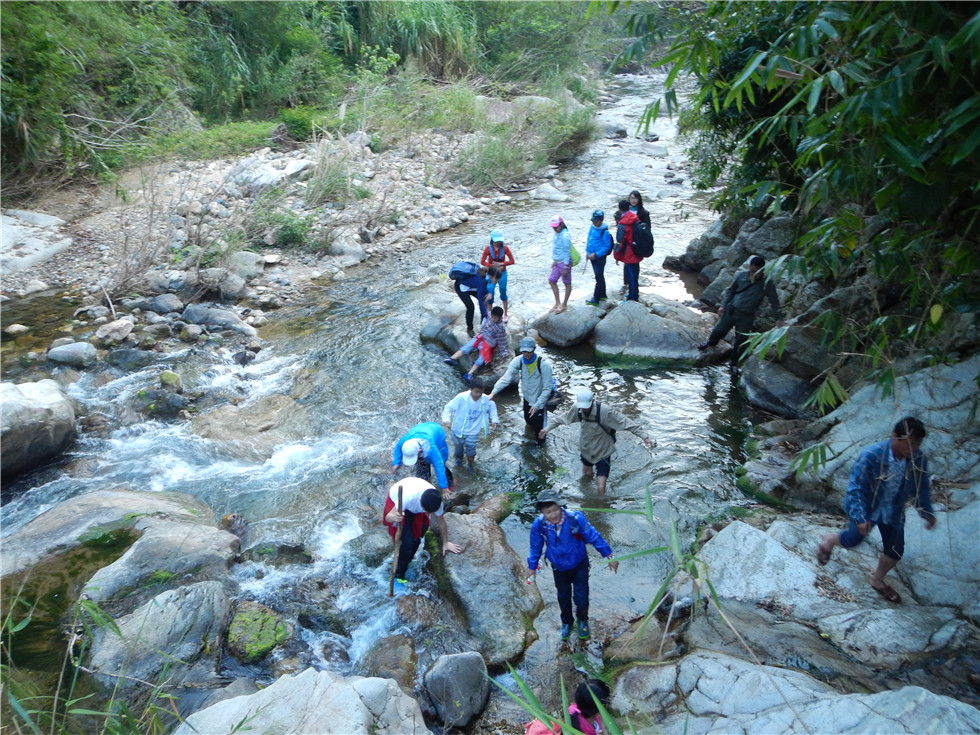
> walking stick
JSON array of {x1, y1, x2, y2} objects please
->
[{"x1": 388, "y1": 484, "x2": 404, "y2": 597}]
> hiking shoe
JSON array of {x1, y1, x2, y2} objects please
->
[
  {"x1": 444, "y1": 357, "x2": 457, "y2": 366},
  {"x1": 463, "y1": 373, "x2": 472, "y2": 383},
  {"x1": 598, "y1": 297, "x2": 608, "y2": 303},
  {"x1": 578, "y1": 620, "x2": 591, "y2": 639},
  {"x1": 559, "y1": 623, "x2": 572, "y2": 640},
  {"x1": 585, "y1": 298, "x2": 599, "y2": 306},
  {"x1": 393, "y1": 578, "x2": 410, "y2": 595},
  {"x1": 697, "y1": 341, "x2": 712, "y2": 351}
]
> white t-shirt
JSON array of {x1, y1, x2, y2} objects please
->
[{"x1": 388, "y1": 476, "x2": 443, "y2": 516}]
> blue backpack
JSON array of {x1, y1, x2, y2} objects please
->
[{"x1": 449, "y1": 261, "x2": 481, "y2": 280}]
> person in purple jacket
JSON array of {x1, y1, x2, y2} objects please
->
[{"x1": 527, "y1": 489, "x2": 618, "y2": 641}]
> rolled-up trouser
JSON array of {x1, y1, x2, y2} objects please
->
[{"x1": 840, "y1": 520, "x2": 905, "y2": 560}]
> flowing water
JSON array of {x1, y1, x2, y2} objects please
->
[{"x1": 2, "y1": 75, "x2": 767, "y2": 703}]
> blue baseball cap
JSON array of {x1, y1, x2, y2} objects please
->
[
  {"x1": 591, "y1": 209, "x2": 604, "y2": 220},
  {"x1": 490, "y1": 230, "x2": 504, "y2": 242}
]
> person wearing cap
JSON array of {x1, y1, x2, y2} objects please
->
[
  {"x1": 441, "y1": 378, "x2": 499, "y2": 466},
  {"x1": 527, "y1": 489, "x2": 618, "y2": 641},
  {"x1": 383, "y1": 476, "x2": 462, "y2": 593},
  {"x1": 488, "y1": 337, "x2": 554, "y2": 440},
  {"x1": 539, "y1": 387, "x2": 656, "y2": 494},
  {"x1": 548, "y1": 215, "x2": 573, "y2": 314},
  {"x1": 585, "y1": 209, "x2": 614, "y2": 306},
  {"x1": 392, "y1": 422, "x2": 453, "y2": 496},
  {"x1": 481, "y1": 230, "x2": 515, "y2": 321}
]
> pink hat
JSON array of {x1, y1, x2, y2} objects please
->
[{"x1": 549, "y1": 215, "x2": 564, "y2": 227}]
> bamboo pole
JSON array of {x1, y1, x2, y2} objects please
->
[{"x1": 388, "y1": 484, "x2": 404, "y2": 597}]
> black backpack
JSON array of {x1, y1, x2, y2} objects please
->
[
  {"x1": 449, "y1": 261, "x2": 481, "y2": 280},
  {"x1": 632, "y1": 221, "x2": 654, "y2": 258}
]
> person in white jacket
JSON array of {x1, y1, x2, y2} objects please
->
[{"x1": 442, "y1": 378, "x2": 499, "y2": 466}]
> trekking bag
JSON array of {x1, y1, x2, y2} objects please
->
[
  {"x1": 632, "y1": 221, "x2": 655, "y2": 258},
  {"x1": 449, "y1": 261, "x2": 481, "y2": 280},
  {"x1": 524, "y1": 719, "x2": 561, "y2": 735},
  {"x1": 570, "y1": 244, "x2": 581, "y2": 267}
]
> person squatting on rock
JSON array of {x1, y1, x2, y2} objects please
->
[
  {"x1": 488, "y1": 337, "x2": 554, "y2": 441},
  {"x1": 452, "y1": 262, "x2": 501, "y2": 336},
  {"x1": 816, "y1": 416, "x2": 936, "y2": 604},
  {"x1": 548, "y1": 215, "x2": 573, "y2": 314},
  {"x1": 527, "y1": 489, "x2": 618, "y2": 641},
  {"x1": 538, "y1": 387, "x2": 656, "y2": 494},
  {"x1": 441, "y1": 378, "x2": 499, "y2": 467},
  {"x1": 481, "y1": 230, "x2": 515, "y2": 321},
  {"x1": 444, "y1": 306, "x2": 508, "y2": 382},
  {"x1": 569, "y1": 679, "x2": 611, "y2": 735},
  {"x1": 392, "y1": 421, "x2": 453, "y2": 497},
  {"x1": 698, "y1": 255, "x2": 784, "y2": 363},
  {"x1": 383, "y1": 477, "x2": 461, "y2": 594},
  {"x1": 585, "y1": 209, "x2": 613, "y2": 306}
]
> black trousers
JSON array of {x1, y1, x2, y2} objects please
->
[
  {"x1": 454, "y1": 280, "x2": 479, "y2": 332},
  {"x1": 552, "y1": 559, "x2": 590, "y2": 624}
]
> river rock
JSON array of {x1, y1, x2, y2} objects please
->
[
  {"x1": 0, "y1": 379, "x2": 76, "y2": 479},
  {"x1": 530, "y1": 184, "x2": 571, "y2": 202},
  {"x1": 532, "y1": 305, "x2": 602, "y2": 347},
  {"x1": 191, "y1": 393, "x2": 314, "y2": 461},
  {"x1": 614, "y1": 650, "x2": 980, "y2": 734},
  {"x1": 594, "y1": 300, "x2": 714, "y2": 364},
  {"x1": 147, "y1": 293, "x2": 184, "y2": 314},
  {"x1": 442, "y1": 513, "x2": 543, "y2": 665},
  {"x1": 82, "y1": 516, "x2": 240, "y2": 605},
  {"x1": 94, "y1": 318, "x2": 134, "y2": 346},
  {"x1": 739, "y1": 355, "x2": 815, "y2": 419},
  {"x1": 423, "y1": 651, "x2": 490, "y2": 728},
  {"x1": 173, "y1": 668, "x2": 425, "y2": 735},
  {"x1": 181, "y1": 303, "x2": 257, "y2": 337},
  {"x1": 226, "y1": 250, "x2": 265, "y2": 281},
  {"x1": 47, "y1": 341, "x2": 98, "y2": 367},
  {"x1": 105, "y1": 347, "x2": 156, "y2": 371},
  {"x1": 4, "y1": 323, "x2": 29, "y2": 337},
  {"x1": 88, "y1": 581, "x2": 230, "y2": 689},
  {"x1": 226, "y1": 600, "x2": 293, "y2": 664},
  {"x1": 725, "y1": 215, "x2": 798, "y2": 267},
  {"x1": 358, "y1": 634, "x2": 416, "y2": 692},
  {"x1": 1, "y1": 489, "x2": 216, "y2": 578},
  {"x1": 603, "y1": 121, "x2": 628, "y2": 138}
]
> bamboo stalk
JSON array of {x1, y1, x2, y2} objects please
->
[{"x1": 388, "y1": 484, "x2": 404, "y2": 597}]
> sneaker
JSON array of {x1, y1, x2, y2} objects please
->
[
  {"x1": 697, "y1": 341, "x2": 712, "y2": 351},
  {"x1": 585, "y1": 298, "x2": 599, "y2": 306},
  {"x1": 393, "y1": 578, "x2": 410, "y2": 595},
  {"x1": 577, "y1": 620, "x2": 591, "y2": 639},
  {"x1": 559, "y1": 623, "x2": 572, "y2": 640},
  {"x1": 598, "y1": 297, "x2": 608, "y2": 303},
  {"x1": 444, "y1": 357, "x2": 457, "y2": 366},
  {"x1": 463, "y1": 373, "x2": 472, "y2": 383}
]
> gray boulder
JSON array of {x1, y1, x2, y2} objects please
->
[
  {"x1": 442, "y1": 513, "x2": 543, "y2": 666},
  {"x1": 530, "y1": 184, "x2": 571, "y2": 202},
  {"x1": 89, "y1": 581, "x2": 230, "y2": 689},
  {"x1": 47, "y1": 341, "x2": 98, "y2": 367},
  {"x1": 726, "y1": 215, "x2": 798, "y2": 266},
  {"x1": 172, "y1": 668, "x2": 426, "y2": 735},
  {"x1": 181, "y1": 303, "x2": 257, "y2": 338},
  {"x1": 424, "y1": 651, "x2": 490, "y2": 728},
  {"x1": 594, "y1": 300, "x2": 712, "y2": 364},
  {"x1": 0, "y1": 380, "x2": 76, "y2": 479},
  {"x1": 191, "y1": 393, "x2": 314, "y2": 461},
  {"x1": 681, "y1": 219, "x2": 734, "y2": 271},
  {"x1": 739, "y1": 356, "x2": 815, "y2": 419},
  {"x1": 94, "y1": 318, "x2": 134, "y2": 346},
  {"x1": 533, "y1": 305, "x2": 602, "y2": 347},
  {"x1": 225, "y1": 250, "x2": 265, "y2": 281},
  {"x1": 147, "y1": 293, "x2": 184, "y2": 314}
]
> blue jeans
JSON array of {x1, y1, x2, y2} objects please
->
[
  {"x1": 552, "y1": 559, "x2": 590, "y2": 624},
  {"x1": 624, "y1": 262, "x2": 640, "y2": 301},
  {"x1": 840, "y1": 520, "x2": 905, "y2": 560},
  {"x1": 451, "y1": 432, "x2": 479, "y2": 459}
]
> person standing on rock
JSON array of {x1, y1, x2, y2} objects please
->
[
  {"x1": 548, "y1": 215, "x2": 573, "y2": 314},
  {"x1": 383, "y1": 476, "x2": 461, "y2": 594},
  {"x1": 614, "y1": 199, "x2": 643, "y2": 302},
  {"x1": 527, "y1": 489, "x2": 618, "y2": 641},
  {"x1": 537, "y1": 387, "x2": 656, "y2": 494},
  {"x1": 698, "y1": 255, "x2": 784, "y2": 364},
  {"x1": 488, "y1": 337, "x2": 554, "y2": 441},
  {"x1": 585, "y1": 210, "x2": 613, "y2": 306},
  {"x1": 816, "y1": 416, "x2": 936, "y2": 604},
  {"x1": 481, "y1": 230, "x2": 515, "y2": 321},
  {"x1": 441, "y1": 378, "x2": 499, "y2": 467},
  {"x1": 392, "y1": 422, "x2": 453, "y2": 497}
]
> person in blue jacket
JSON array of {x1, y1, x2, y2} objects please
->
[
  {"x1": 584, "y1": 209, "x2": 613, "y2": 305},
  {"x1": 454, "y1": 264, "x2": 501, "y2": 336},
  {"x1": 392, "y1": 422, "x2": 453, "y2": 496},
  {"x1": 527, "y1": 489, "x2": 618, "y2": 641}
]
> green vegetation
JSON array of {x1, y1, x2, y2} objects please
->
[
  {"x1": 2, "y1": 1, "x2": 627, "y2": 196},
  {"x1": 616, "y1": 1, "x2": 980, "y2": 409}
]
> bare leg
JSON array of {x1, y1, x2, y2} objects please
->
[
  {"x1": 817, "y1": 532, "x2": 839, "y2": 564},
  {"x1": 870, "y1": 554, "x2": 898, "y2": 589},
  {"x1": 581, "y1": 463, "x2": 594, "y2": 479},
  {"x1": 561, "y1": 284, "x2": 571, "y2": 312},
  {"x1": 550, "y1": 282, "x2": 560, "y2": 311},
  {"x1": 596, "y1": 474, "x2": 608, "y2": 494}
]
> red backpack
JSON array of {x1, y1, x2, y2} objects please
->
[{"x1": 524, "y1": 719, "x2": 561, "y2": 735}]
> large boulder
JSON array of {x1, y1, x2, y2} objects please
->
[
  {"x1": 172, "y1": 668, "x2": 426, "y2": 735},
  {"x1": 226, "y1": 600, "x2": 293, "y2": 664},
  {"x1": 739, "y1": 356, "x2": 816, "y2": 419},
  {"x1": 613, "y1": 651, "x2": 980, "y2": 734},
  {"x1": 358, "y1": 634, "x2": 417, "y2": 692},
  {"x1": 424, "y1": 651, "x2": 490, "y2": 728},
  {"x1": 442, "y1": 513, "x2": 543, "y2": 666},
  {"x1": 225, "y1": 250, "x2": 265, "y2": 281},
  {"x1": 191, "y1": 393, "x2": 314, "y2": 461},
  {"x1": 88, "y1": 581, "x2": 230, "y2": 689},
  {"x1": 594, "y1": 300, "x2": 714, "y2": 364},
  {"x1": 0, "y1": 489, "x2": 216, "y2": 578},
  {"x1": 533, "y1": 305, "x2": 602, "y2": 347},
  {"x1": 1, "y1": 380, "x2": 76, "y2": 479},
  {"x1": 94, "y1": 318, "x2": 134, "y2": 346},
  {"x1": 725, "y1": 215, "x2": 798, "y2": 267},
  {"x1": 181, "y1": 303, "x2": 257, "y2": 337},
  {"x1": 46, "y1": 341, "x2": 98, "y2": 367},
  {"x1": 147, "y1": 293, "x2": 184, "y2": 314}
]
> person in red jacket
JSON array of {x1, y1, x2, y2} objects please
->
[
  {"x1": 615, "y1": 198, "x2": 643, "y2": 301},
  {"x1": 480, "y1": 230, "x2": 515, "y2": 321}
]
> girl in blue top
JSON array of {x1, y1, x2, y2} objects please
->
[
  {"x1": 548, "y1": 215, "x2": 572, "y2": 313},
  {"x1": 527, "y1": 489, "x2": 618, "y2": 641},
  {"x1": 585, "y1": 209, "x2": 613, "y2": 305}
]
